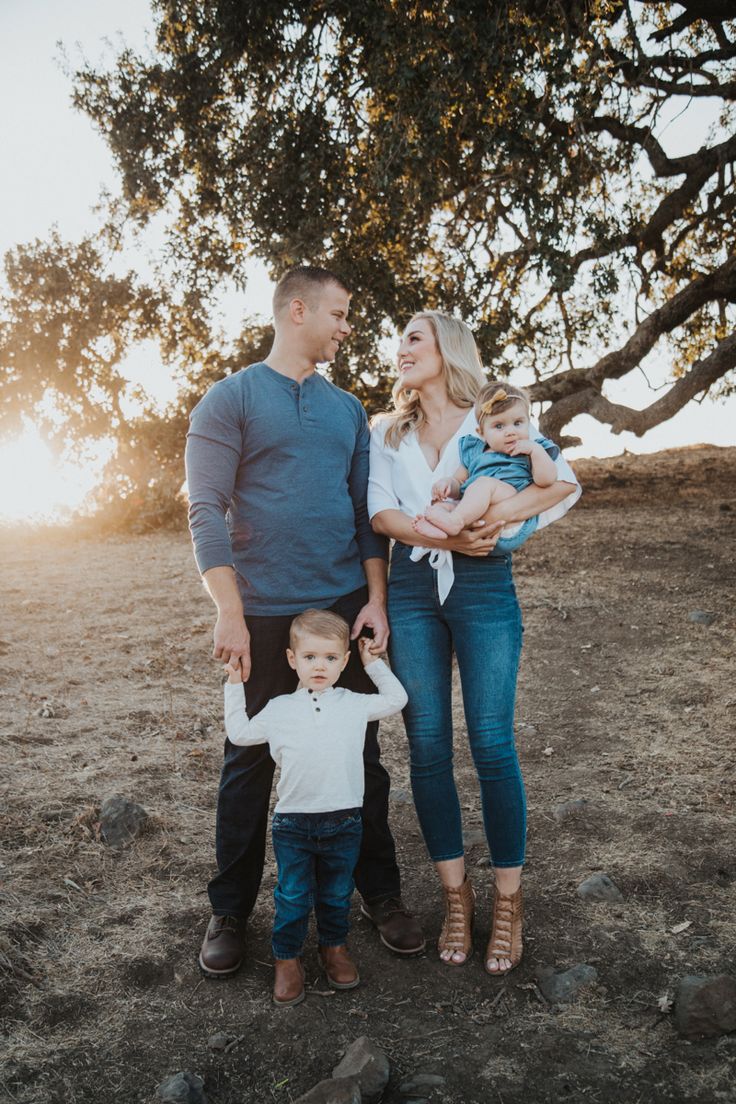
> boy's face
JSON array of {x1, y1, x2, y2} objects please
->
[
  {"x1": 479, "y1": 400, "x2": 530, "y2": 453},
  {"x1": 287, "y1": 633, "x2": 351, "y2": 691}
]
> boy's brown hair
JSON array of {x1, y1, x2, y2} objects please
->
[
  {"x1": 475, "y1": 381, "x2": 530, "y2": 426},
  {"x1": 289, "y1": 609, "x2": 350, "y2": 651}
]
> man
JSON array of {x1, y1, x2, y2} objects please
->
[{"x1": 185, "y1": 266, "x2": 425, "y2": 991}]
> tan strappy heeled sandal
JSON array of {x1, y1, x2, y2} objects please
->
[
  {"x1": 438, "y1": 876, "x2": 475, "y2": 966},
  {"x1": 484, "y1": 885, "x2": 523, "y2": 975}
]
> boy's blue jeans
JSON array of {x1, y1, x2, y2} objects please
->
[
  {"x1": 388, "y1": 542, "x2": 526, "y2": 868},
  {"x1": 271, "y1": 809, "x2": 363, "y2": 960}
]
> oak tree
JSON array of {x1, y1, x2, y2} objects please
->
[{"x1": 72, "y1": 0, "x2": 736, "y2": 444}]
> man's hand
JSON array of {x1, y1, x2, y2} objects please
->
[
  {"x1": 224, "y1": 658, "x2": 244, "y2": 684},
  {"x1": 351, "y1": 599, "x2": 389, "y2": 651},
  {"x1": 213, "y1": 610, "x2": 252, "y2": 680},
  {"x1": 447, "y1": 518, "x2": 505, "y2": 557},
  {"x1": 202, "y1": 567, "x2": 251, "y2": 678}
]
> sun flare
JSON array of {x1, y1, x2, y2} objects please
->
[{"x1": 0, "y1": 425, "x2": 113, "y2": 523}]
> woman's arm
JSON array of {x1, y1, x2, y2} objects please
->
[{"x1": 372, "y1": 508, "x2": 502, "y2": 556}]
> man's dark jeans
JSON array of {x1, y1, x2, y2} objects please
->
[{"x1": 208, "y1": 585, "x2": 401, "y2": 917}]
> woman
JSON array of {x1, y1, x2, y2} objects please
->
[{"x1": 368, "y1": 311, "x2": 580, "y2": 974}]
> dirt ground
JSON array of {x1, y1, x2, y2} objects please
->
[{"x1": 1, "y1": 444, "x2": 735, "y2": 1104}]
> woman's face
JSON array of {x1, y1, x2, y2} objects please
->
[{"x1": 397, "y1": 318, "x2": 444, "y2": 391}]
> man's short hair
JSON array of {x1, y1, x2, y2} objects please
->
[
  {"x1": 273, "y1": 266, "x2": 351, "y2": 316},
  {"x1": 289, "y1": 609, "x2": 351, "y2": 651}
]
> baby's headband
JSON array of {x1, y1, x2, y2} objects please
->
[{"x1": 479, "y1": 389, "x2": 509, "y2": 416}]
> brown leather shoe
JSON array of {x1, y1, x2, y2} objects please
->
[
  {"x1": 273, "y1": 957, "x2": 305, "y2": 1006},
  {"x1": 360, "y1": 897, "x2": 426, "y2": 955},
  {"x1": 198, "y1": 914, "x2": 246, "y2": 977},
  {"x1": 319, "y1": 944, "x2": 360, "y2": 990},
  {"x1": 438, "y1": 876, "x2": 475, "y2": 966},
  {"x1": 484, "y1": 885, "x2": 523, "y2": 976}
]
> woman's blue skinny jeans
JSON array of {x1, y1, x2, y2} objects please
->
[{"x1": 388, "y1": 542, "x2": 526, "y2": 868}]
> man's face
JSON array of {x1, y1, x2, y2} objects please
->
[{"x1": 301, "y1": 282, "x2": 352, "y2": 364}]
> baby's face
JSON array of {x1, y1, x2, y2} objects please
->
[
  {"x1": 480, "y1": 400, "x2": 530, "y2": 453},
  {"x1": 287, "y1": 633, "x2": 351, "y2": 691}
]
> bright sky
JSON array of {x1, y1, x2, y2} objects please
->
[{"x1": 0, "y1": 1, "x2": 733, "y2": 520}]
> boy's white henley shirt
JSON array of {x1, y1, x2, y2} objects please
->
[{"x1": 223, "y1": 659, "x2": 407, "y2": 814}]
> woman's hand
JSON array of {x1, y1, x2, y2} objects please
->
[{"x1": 447, "y1": 518, "x2": 505, "y2": 556}]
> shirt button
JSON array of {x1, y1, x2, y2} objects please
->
[{"x1": 315, "y1": 707, "x2": 321, "y2": 712}]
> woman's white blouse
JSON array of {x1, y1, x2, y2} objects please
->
[{"x1": 368, "y1": 410, "x2": 581, "y2": 602}]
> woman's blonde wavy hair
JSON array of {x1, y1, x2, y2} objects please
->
[{"x1": 380, "y1": 311, "x2": 486, "y2": 450}]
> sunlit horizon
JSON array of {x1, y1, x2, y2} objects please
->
[
  {"x1": 1, "y1": 398, "x2": 734, "y2": 524},
  {"x1": 0, "y1": 425, "x2": 113, "y2": 523}
]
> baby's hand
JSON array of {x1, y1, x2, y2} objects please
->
[
  {"x1": 508, "y1": 438, "x2": 534, "y2": 456},
  {"x1": 431, "y1": 478, "x2": 454, "y2": 502},
  {"x1": 224, "y1": 659, "x2": 244, "y2": 684},
  {"x1": 358, "y1": 635, "x2": 380, "y2": 666}
]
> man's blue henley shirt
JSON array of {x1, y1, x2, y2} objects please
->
[{"x1": 185, "y1": 361, "x2": 387, "y2": 616}]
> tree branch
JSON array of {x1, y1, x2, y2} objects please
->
[
  {"x1": 585, "y1": 331, "x2": 736, "y2": 436},
  {"x1": 578, "y1": 117, "x2": 736, "y2": 179},
  {"x1": 534, "y1": 253, "x2": 736, "y2": 404}
]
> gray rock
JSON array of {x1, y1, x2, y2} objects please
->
[
  {"x1": 332, "y1": 1037, "x2": 389, "y2": 1102},
  {"x1": 156, "y1": 1071, "x2": 207, "y2": 1104},
  {"x1": 294, "y1": 1078, "x2": 361, "y2": 1104},
  {"x1": 399, "y1": 1073, "x2": 447, "y2": 1097},
  {"x1": 688, "y1": 610, "x2": 717, "y2": 626},
  {"x1": 553, "y1": 798, "x2": 589, "y2": 822},
  {"x1": 207, "y1": 1032, "x2": 230, "y2": 1051},
  {"x1": 537, "y1": 964, "x2": 598, "y2": 1004},
  {"x1": 674, "y1": 975, "x2": 736, "y2": 1038},
  {"x1": 390, "y1": 788, "x2": 412, "y2": 804},
  {"x1": 100, "y1": 795, "x2": 149, "y2": 847},
  {"x1": 577, "y1": 873, "x2": 624, "y2": 902}
]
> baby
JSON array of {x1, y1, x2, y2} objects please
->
[
  {"x1": 223, "y1": 608, "x2": 407, "y2": 1007},
  {"x1": 413, "y1": 381, "x2": 560, "y2": 551}
]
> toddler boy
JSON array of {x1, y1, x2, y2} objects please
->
[{"x1": 223, "y1": 608, "x2": 407, "y2": 1006}]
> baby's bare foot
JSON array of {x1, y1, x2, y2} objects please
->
[
  {"x1": 423, "y1": 504, "x2": 465, "y2": 536},
  {"x1": 413, "y1": 515, "x2": 450, "y2": 540}
]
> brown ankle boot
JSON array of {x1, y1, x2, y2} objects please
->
[
  {"x1": 438, "y1": 876, "x2": 475, "y2": 966},
  {"x1": 485, "y1": 885, "x2": 523, "y2": 975},
  {"x1": 273, "y1": 957, "x2": 305, "y2": 1006},
  {"x1": 319, "y1": 944, "x2": 360, "y2": 989}
]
